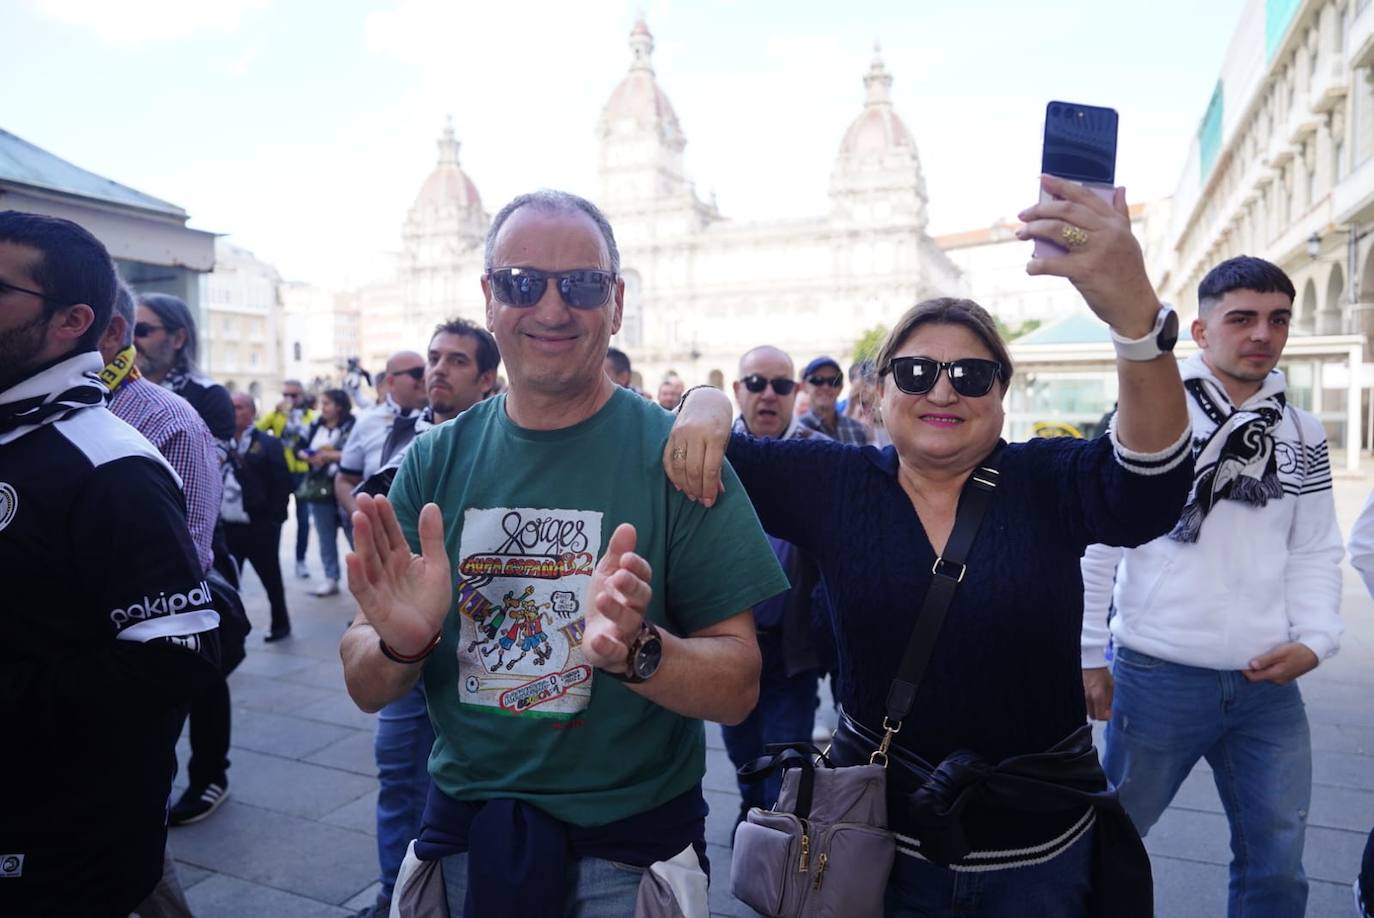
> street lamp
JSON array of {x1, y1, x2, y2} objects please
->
[{"x1": 1307, "y1": 231, "x2": 1322, "y2": 259}]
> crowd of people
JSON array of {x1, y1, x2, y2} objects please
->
[{"x1": 1, "y1": 178, "x2": 1371, "y2": 918}]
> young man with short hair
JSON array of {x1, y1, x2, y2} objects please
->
[{"x1": 1081, "y1": 255, "x2": 1344, "y2": 918}]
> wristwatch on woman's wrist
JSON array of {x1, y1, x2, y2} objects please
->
[{"x1": 1111, "y1": 304, "x2": 1179, "y2": 362}]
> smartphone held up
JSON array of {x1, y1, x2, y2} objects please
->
[{"x1": 1034, "y1": 100, "x2": 1119, "y2": 258}]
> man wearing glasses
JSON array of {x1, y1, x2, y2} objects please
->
[
  {"x1": 0, "y1": 210, "x2": 220, "y2": 915},
  {"x1": 335, "y1": 351, "x2": 428, "y2": 524},
  {"x1": 798, "y1": 355, "x2": 870, "y2": 445},
  {"x1": 723, "y1": 345, "x2": 826, "y2": 827},
  {"x1": 341, "y1": 190, "x2": 786, "y2": 915}
]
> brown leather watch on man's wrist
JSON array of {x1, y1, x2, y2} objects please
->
[{"x1": 601, "y1": 620, "x2": 664, "y2": 684}]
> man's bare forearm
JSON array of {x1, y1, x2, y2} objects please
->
[
  {"x1": 335, "y1": 472, "x2": 362, "y2": 515},
  {"x1": 629, "y1": 613, "x2": 760, "y2": 725},
  {"x1": 340, "y1": 616, "x2": 425, "y2": 713}
]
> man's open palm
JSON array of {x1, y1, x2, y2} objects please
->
[
  {"x1": 583, "y1": 523, "x2": 654, "y2": 672},
  {"x1": 346, "y1": 493, "x2": 452, "y2": 655}
]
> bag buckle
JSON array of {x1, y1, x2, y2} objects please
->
[
  {"x1": 931, "y1": 557, "x2": 966, "y2": 582},
  {"x1": 870, "y1": 717, "x2": 901, "y2": 767}
]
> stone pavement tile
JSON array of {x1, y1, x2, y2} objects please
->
[
  {"x1": 215, "y1": 746, "x2": 377, "y2": 819},
  {"x1": 704, "y1": 745, "x2": 740, "y2": 795},
  {"x1": 1144, "y1": 807, "x2": 1231, "y2": 865},
  {"x1": 1169, "y1": 766, "x2": 1224, "y2": 814},
  {"x1": 231, "y1": 706, "x2": 359, "y2": 759},
  {"x1": 321, "y1": 788, "x2": 379, "y2": 835},
  {"x1": 184, "y1": 873, "x2": 351, "y2": 918},
  {"x1": 295, "y1": 691, "x2": 380, "y2": 731},
  {"x1": 343, "y1": 880, "x2": 384, "y2": 912},
  {"x1": 1306, "y1": 690, "x2": 1374, "y2": 730},
  {"x1": 1305, "y1": 825, "x2": 1370, "y2": 885},
  {"x1": 233, "y1": 648, "x2": 320, "y2": 678},
  {"x1": 1150, "y1": 854, "x2": 1230, "y2": 917},
  {"x1": 170, "y1": 800, "x2": 376, "y2": 906},
  {"x1": 305, "y1": 729, "x2": 379, "y2": 776},
  {"x1": 174, "y1": 860, "x2": 212, "y2": 890},
  {"x1": 279, "y1": 658, "x2": 351, "y2": 691},
  {"x1": 706, "y1": 722, "x2": 726, "y2": 751},
  {"x1": 1315, "y1": 750, "x2": 1374, "y2": 791},
  {"x1": 1311, "y1": 878, "x2": 1363, "y2": 915},
  {"x1": 1312, "y1": 720, "x2": 1374, "y2": 756},
  {"x1": 705, "y1": 788, "x2": 742, "y2": 848},
  {"x1": 227, "y1": 669, "x2": 336, "y2": 715},
  {"x1": 1309, "y1": 784, "x2": 1374, "y2": 833},
  {"x1": 257, "y1": 625, "x2": 355, "y2": 663}
]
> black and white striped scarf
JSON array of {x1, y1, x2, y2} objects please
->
[
  {"x1": 1170, "y1": 355, "x2": 1286, "y2": 543},
  {"x1": 0, "y1": 351, "x2": 109, "y2": 445}
]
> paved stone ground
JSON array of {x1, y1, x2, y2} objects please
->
[{"x1": 167, "y1": 474, "x2": 1374, "y2": 917}]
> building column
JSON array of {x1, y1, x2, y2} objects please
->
[{"x1": 1349, "y1": 342, "x2": 1364, "y2": 470}]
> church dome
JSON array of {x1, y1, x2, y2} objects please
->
[
  {"x1": 598, "y1": 17, "x2": 685, "y2": 148},
  {"x1": 836, "y1": 46, "x2": 918, "y2": 160},
  {"x1": 412, "y1": 118, "x2": 482, "y2": 214}
]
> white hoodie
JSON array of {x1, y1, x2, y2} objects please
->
[{"x1": 1081, "y1": 354, "x2": 1344, "y2": 671}]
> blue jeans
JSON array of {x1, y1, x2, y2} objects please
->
[
  {"x1": 720, "y1": 631, "x2": 819, "y2": 810},
  {"x1": 1104, "y1": 647, "x2": 1311, "y2": 918},
  {"x1": 308, "y1": 499, "x2": 348, "y2": 580},
  {"x1": 375, "y1": 684, "x2": 435, "y2": 902},
  {"x1": 441, "y1": 851, "x2": 642, "y2": 917},
  {"x1": 885, "y1": 824, "x2": 1094, "y2": 916}
]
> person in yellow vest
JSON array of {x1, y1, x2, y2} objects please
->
[{"x1": 257, "y1": 379, "x2": 317, "y2": 579}]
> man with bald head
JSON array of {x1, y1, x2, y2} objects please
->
[
  {"x1": 723, "y1": 345, "x2": 827, "y2": 825},
  {"x1": 221, "y1": 392, "x2": 293, "y2": 641},
  {"x1": 340, "y1": 190, "x2": 786, "y2": 914},
  {"x1": 336, "y1": 350, "x2": 428, "y2": 521}
]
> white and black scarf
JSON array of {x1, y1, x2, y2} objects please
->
[
  {"x1": 0, "y1": 351, "x2": 109, "y2": 445},
  {"x1": 1170, "y1": 354, "x2": 1286, "y2": 543}
]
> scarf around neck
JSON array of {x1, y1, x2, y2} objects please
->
[
  {"x1": 1169, "y1": 354, "x2": 1287, "y2": 543},
  {"x1": 0, "y1": 351, "x2": 110, "y2": 445},
  {"x1": 99, "y1": 345, "x2": 141, "y2": 393}
]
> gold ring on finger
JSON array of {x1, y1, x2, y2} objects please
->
[
  {"x1": 671, "y1": 447, "x2": 688, "y2": 462},
  {"x1": 1061, "y1": 225, "x2": 1089, "y2": 249}
]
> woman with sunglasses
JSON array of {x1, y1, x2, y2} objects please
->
[{"x1": 665, "y1": 178, "x2": 1193, "y2": 917}]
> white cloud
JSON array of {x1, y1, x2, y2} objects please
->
[{"x1": 30, "y1": 0, "x2": 270, "y2": 45}]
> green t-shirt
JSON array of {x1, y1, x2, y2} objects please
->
[{"x1": 389, "y1": 386, "x2": 789, "y2": 826}]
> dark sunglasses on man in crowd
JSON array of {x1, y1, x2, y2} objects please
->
[
  {"x1": 133, "y1": 322, "x2": 166, "y2": 338},
  {"x1": 740, "y1": 375, "x2": 796, "y2": 395},
  {"x1": 881, "y1": 357, "x2": 1002, "y2": 398},
  {"x1": 391, "y1": 366, "x2": 425, "y2": 381},
  {"x1": 487, "y1": 267, "x2": 615, "y2": 310},
  {"x1": 805, "y1": 373, "x2": 843, "y2": 388}
]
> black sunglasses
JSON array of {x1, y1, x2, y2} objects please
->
[
  {"x1": 740, "y1": 374, "x2": 796, "y2": 395},
  {"x1": 392, "y1": 366, "x2": 425, "y2": 381},
  {"x1": 487, "y1": 267, "x2": 615, "y2": 310},
  {"x1": 134, "y1": 321, "x2": 166, "y2": 338},
  {"x1": 805, "y1": 374, "x2": 843, "y2": 388},
  {"x1": 881, "y1": 357, "x2": 1002, "y2": 397}
]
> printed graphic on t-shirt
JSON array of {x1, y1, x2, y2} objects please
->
[{"x1": 453, "y1": 507, "x2": 600, "y2": 717}]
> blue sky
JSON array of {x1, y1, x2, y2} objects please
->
[{"x1": 3, "y1": 0, "x2": 1248, "y2": 288}]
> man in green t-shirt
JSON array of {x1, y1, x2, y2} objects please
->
[{"x1": 341, "y1": 190, "x2": 788, "y2": 917}]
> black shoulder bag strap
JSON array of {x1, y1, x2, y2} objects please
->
[{"x1": 871, "y1": 443, "x2": 1004, "y2": 766}]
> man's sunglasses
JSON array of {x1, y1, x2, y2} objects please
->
[
  {"x1": 880, "y1": 357, "x2": 1002, "y2": 397},
  {"x1": 392, "y1": 366, "x2": 425, "y2": 381},
  {"x1": 487, "y1": 267, "x2": 615, "y2": 310},
  {"x1": 740, "y1": 374, "x2": 796, "y2": 395},
  {"x1": 805, "y1": 374, "x2": 843, "y2": 388},
  {"x1": 134, "y1": 322, "x2": 167, "y2": 338}
]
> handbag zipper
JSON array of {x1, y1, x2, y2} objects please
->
[
  {"x1": 798, "y1": 829, "x2": 810, "y2": 872},
  {"x1": 812, "y1": 852, "x2": 828, "y2": 890}
]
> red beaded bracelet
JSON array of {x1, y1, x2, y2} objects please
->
[{"x1": 379, "y1": 630, "x2": 442, "y2": 664}]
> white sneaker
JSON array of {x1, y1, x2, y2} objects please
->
[
  {"x1": 295, "y1": 560, "x2": 310, "y2": 579},
  {"x1": 310, "y1": 579, "x2": 340, "y2": 597}
]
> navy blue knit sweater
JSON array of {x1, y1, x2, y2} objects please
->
[{"x1": 725, "y1": 433, "x2": 1193, "y2": 845}]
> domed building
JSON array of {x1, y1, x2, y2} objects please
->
[
  {"x1": 370, "y1": 19, "x2": 960, "y2": 383},
  {"x1": 597, "y1": 21, "x2": 960, "y2": 383}
]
